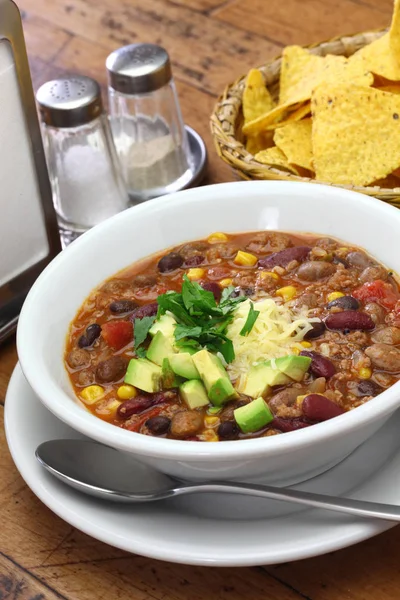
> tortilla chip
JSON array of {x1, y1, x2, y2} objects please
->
[
  {"x1": 242, "y1": 100, "x2": 306, "y2": 135},
  {"x1": 389, "y1": 0, "x2": 400, "y2": 60},
  {"x1": 274, "y1": 119, "x2": 314, "y2": 171},
  {"x1": 245, "y1": 130, "x2": 274, "y2": 155},
  {"x1": 311, "y1": 83, "x2": 400, "y2": 187},
  {"x1": 242, "y1": 69, "x2": 275, "y2": 125},
  {"x1": 376, "y1": 84, "x2": 400, "y2": 94},
  {"x1": 350, "y1": 33, "x2": 400, "y2": 81},
  {"x1": 279, "y1": 46, "x2": 373, "y2": 107},
  {"x1": 254, "y1": 146, "x2": 301, "y2": 175},
  {"x1": 266, "y1": 102, "x2": 311, "y2": 130}
]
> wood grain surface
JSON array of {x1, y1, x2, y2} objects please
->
[{"x1": 1, "y1": 0, "x2": 399, "y2": 597}]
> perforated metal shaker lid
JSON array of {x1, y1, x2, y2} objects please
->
[
  {"x1": 106, "y1": 44, "x2": 172, "y2": 95},
  {"x1": 36, "y1": 76, "x2": 103, "y2": 128}
]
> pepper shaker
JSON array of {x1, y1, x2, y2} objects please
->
[
  {"x1": 106, "y1": 44, "x2": 205, "y2": 203},
  {"x1": 36, "y1": 75, "x2": 129, "y2": 245}
]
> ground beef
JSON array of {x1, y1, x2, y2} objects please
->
[{"x1": 245, "y1": 232, "x2": 293, "y2": 254}]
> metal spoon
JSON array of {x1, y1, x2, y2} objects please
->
[{"x1": 36, "y1": 439, "x2": 400, "y2": 521}]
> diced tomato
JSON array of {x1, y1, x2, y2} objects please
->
[
  {"x1": 352, "y1": 279, "x2": 399, "y2": 310},
  {"x1": 102, "y1": 320, "x2": 133, "y2": 350},
  {"x1": 124, "y1": 407, "x2": 163, "y2": 432}
]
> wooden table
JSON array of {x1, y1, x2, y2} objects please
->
[{"x1": 1, "y1": 0, "x2": 399, "y2": 597}]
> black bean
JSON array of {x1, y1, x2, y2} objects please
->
[
  {"x1": 357, "y1": 379, "x2": 383, "y2": 397},
  {"x1": 304, "y1": 321, "x2": 326, "y2": 340},
  {"x1": 158, "y1": 252, "x2": 184, "y2": 273},
  {"x1": 333, "y1": 256, "x2": 348, "y2": 268},
  {"x1": 183, "y1": 255, "x2": 205, "y2": 268},
  {"x1": 110, "y1": 300, "x2": 138, "y2": 314},
  {"x1": 96, "y1": 356, "x2": 127, "y2": 383},
  {"x1": 230, "y1": 286, "x2": 255, "y2": 298},
  {"x1": 327, "y1": 295, "x2": 360, "y2": 310},
  {"x1": 146, "y1": 416, "x2": 171, "y2": 435},
  {"x1": 130, "y1": 303, "x2": 158, "y2": 321},
  {"x1": 78, "y1": 323, "x2": 101, "y2": 347},
  {"x1": 200, "y1": 282, "x2": 222, "y2": 302},
  {"x1": 218, "y1": 421, "x2": 239, "y2": 440}
]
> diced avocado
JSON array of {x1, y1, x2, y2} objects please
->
[
  {"x1": 234, "y1": 397, "x2": 273, "y2": 434},
  {"x1": 177, "y1": 344, "x2": 198, "y2": 356},
  {"x1": 170, "y1": 353, "x2": 201, "y2": 380},
  {"x1": 274, "y1": 355, "x2": 311, "y2": 382},
  {"x1": 146, "y1": 331, "x2": 176, "y2": 366},
  {"x1": 192, "y1": 349, "x2": 237, "y2": 406},
  {"x1": 124, "y1": 358, "x2": 162, "y2": 393},
  {"x1": 162, "y1": 357, "x2": 183, "y2": 389},
  {"x1": 180, "y1": 379, "x2": 210, "y2": 410},
  {"x1": 149, "y1": 314, "x2": 176, "y2": 339},
  {"x1": 240, "y1": 361, "x2": 290, "y2": 398}
]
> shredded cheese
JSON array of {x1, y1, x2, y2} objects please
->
[{"x1": 227, "y1": 298, "x2": 320, "y2": 380}]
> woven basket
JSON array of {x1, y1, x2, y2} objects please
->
[{"x1": 210, "y1": 29, "x2": 400, "y2": 208}]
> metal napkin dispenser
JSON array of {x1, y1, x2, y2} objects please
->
[{"x1": 0, "y1": 0, "x2": 61, "y2": 343}]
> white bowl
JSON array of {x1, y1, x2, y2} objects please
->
[{"x1": 17, "y1": 181, "x2": 400, "y2": 486}]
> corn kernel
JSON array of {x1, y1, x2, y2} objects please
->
[
  {"x1": 81, "y1": 385, "x2": 104, "y2": 405},
  {"x1": 219, "y1": 278, "x2": 233, "y2": 287},
  {"x1": 202, "y1": 430, "x2": 219, "y2": 442},
  {"x1": 291, "y1": 346, "x2": 301, "y2": 355},
  {"x1": 117, "y1": 384, "x2": 137, "y2": 400},
  {"x1": 95, "y1": 398, "x2": 122, "y2": 415},
  {"x1": 301, "y1": 341, "x2": 312, "y2": 348},
  {"x1": 338, "y1": 247, "x2": 348, "y2": 252},
  {"x1": 259, "y1": 271, "x2": 279, "y2": 281},
  {"x1": 327, "y1": 291, "x2": 345, "y2": 303},
  {"x1": 296, "y1": 394, "x2": 307, "y2": 406},
  {"x1": 186, "y1": 268, "x2": 205, "y2": 281},
  {"x1": 208, "y1": 232, "x2": 228, "y2": 244},
  {"x1": 205, "y1": 416, "x2": 220, "y2": 427},
  {"x1": 233, "y1": 250, "x2": 258, "y2": 267},
  {"x1": 359, "y1": 367, "x2": 372, "y2": 379},
  {"x1": 276, "y1": 285, "x2": 297, "y2": 301}
]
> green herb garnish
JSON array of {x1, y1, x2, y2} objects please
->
[
  {"x1": 239, "y1": 301, "x2": 260, "y2": 337},
  {"x1": 156, "y1": 275, "x2": 246, "y2": 363},
  {"x1": 133, "y1": 315, "x2": 156, "y2": 355}
]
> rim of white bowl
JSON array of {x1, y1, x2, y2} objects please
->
[{"x1": 17, "y1": 180, "x2": 400, "y2": 460}]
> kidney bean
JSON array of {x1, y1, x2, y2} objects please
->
[
  {"x1": 304, "y1": 321, "x2": 326, "y2": 340},
  {"x1": 297, "y1": 261, "x2": 336, "y2": 281},
  {"x1": 118, "y1": 390, "x2": 176, "y2": 419},
  {"x1": 325, "y1": 310, "x2": 375, "y2": 331},
  {"x1": 170, "y1": 411, "x2": 203, "y2": 438},
  {"x1": 300, "y1": 350, "x2": 336, "y2": 378},
  {"x1": 78, "y1": 323, "x2": 102, "y2": 348},
  {"x1": 364, "y1": 302, "x2": 386, "y2": 325},
  {"x1": 371, "y1": 326, "x2": 400, "y2": 345},
  {"x1": 271, "y1": 417, "x2": 312, "y2": 432},
  {"x1": 327, "y1": 295, "x2": 360, "y2": 310},
  {"x1": 96, "y1": 356, "x2": 127, "y2": 383},
  {"x1": 66, "y1": 348, "x2": 90, "y2": 369},
  {"x1": 365, "y1": 343, "x2": 400, "y2": 372},
  {"x1": 347, "y1": 251, "x2": 372, "y2": 269},
  {"x1": 133, "y1": 274, "x2": 157, "y2": 288},
  {"x1": 258, "y1": 246, "x2": 311, "y2": 269},
  {"x1": 145, "y1": 415, "x2": 171, "y2": 435},
  {"x1": 359, "y1": 266, "x2": 388, "y2": 284},
  {"x1": 110, "y1": 300, "x2": 138, "y2": 314},
  {"x1": 200, "y1": 282, "x2": 222, "y2": 302},
  {"x1": 302, "y1": 394, "x2": 345, "y2": 421},
  {"x1": 183, "y1": 255, "x2": 205, "y2": 268},
  {"x1": 158, "y1": 252, "x2": 184, "y2": 273},
  {"x1": 130, "y1": 302, "x2": 158, "y2": 321},
  {"x1": 218, "y1": 421, "x2": 239, "y2": 440},
  {"x1": 357, "y1": 379, "x2": 383, "y2": 397}
]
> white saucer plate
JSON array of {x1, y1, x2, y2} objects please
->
[{"x1": 5, "y1": 364, "x2": 400, "y2": 566}]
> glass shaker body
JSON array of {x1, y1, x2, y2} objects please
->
[
  {"x1": 41, "y1": 114, "x2": 128, "y2": 233},
  {"x1": 109, "y1": 79, "x2": 193, "y2": 202}
]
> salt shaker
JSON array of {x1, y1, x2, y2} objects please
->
[
  {"x1": 36, "y1": 76, "x2": 128, "y2": 244},
  {"x1": 106, "y1": 44, "x2": 196, "y2": 203}
]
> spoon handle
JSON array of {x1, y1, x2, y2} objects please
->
[{"x1": 177, "y1": 482, "x2": 400, "y2": 521}]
